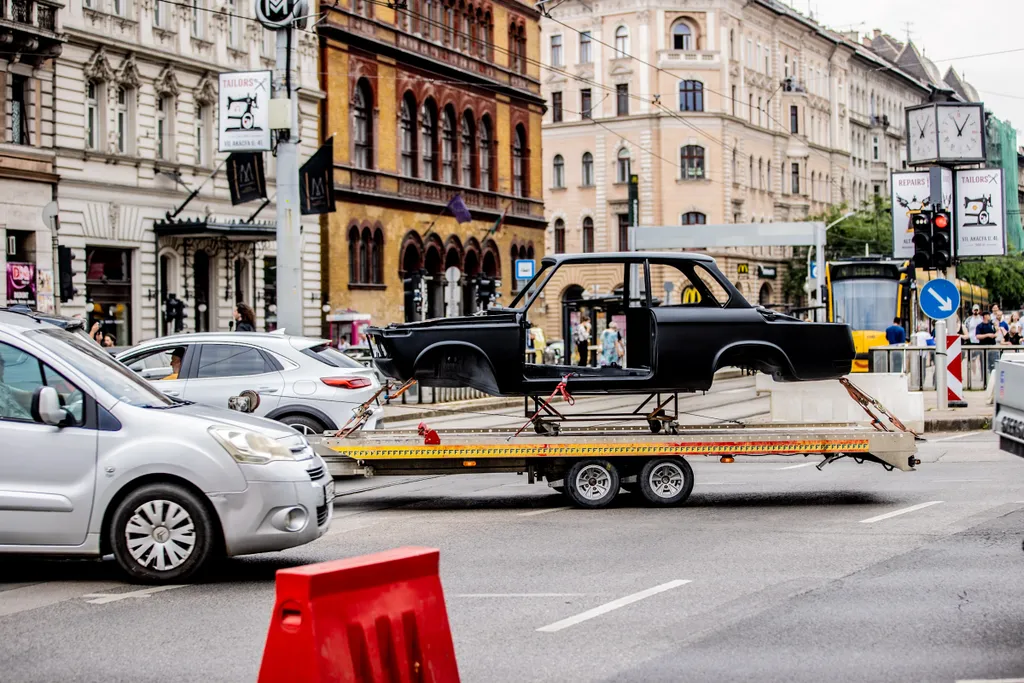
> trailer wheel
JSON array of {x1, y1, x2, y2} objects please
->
[
  {"x1": 638, "y1": 458, "x2": 694, "y2": 506},
  {"x1": 565, "y1": 459, "x2": 620, "y2": 508}
]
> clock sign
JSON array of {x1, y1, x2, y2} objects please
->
[
  {"x1": 937, "y1": 103, "x2": 985, "y2": 162},
  {"x1": 906, "y1": 105, "x2": 938, "y2": 164}
]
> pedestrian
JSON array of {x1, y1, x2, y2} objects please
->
[
  {"x1": 884, "y1": 317, "x2": 906, "y2": 345},
  {"x1": 574, "y1": 315, "x2": 591, "y2": 366},
  {"x1": 234, "y1": 302, "x2": 256, "y2": 332},
  {"x1": 102, "y1": 334, "x2": 116, "y2": 348},
  {"x1": 975, "y1": 311, "x2": 998, "y2": 345},
  {"x1": 599, "y1": 321, "x2": 624, "y2": 367},
  {"x1": 529, "y1": 323, "x2": 546, "y2": 365},
  {"x1": 965, "y1": 305, "x2": 982, "y2": 344},
  {"x1": 1006, "y1": 323, "x2": 1022, "y2": 346},
  {"x1": 912, "y1": 323, "x2": 932, "y2": 347}
]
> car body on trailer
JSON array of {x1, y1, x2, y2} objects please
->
[
  {"x1": 117, "y1": 332, "x2": 383, "y2": 434},
  {"x1": 367, "y1": 252, "x2": 856, "y2": 396}
]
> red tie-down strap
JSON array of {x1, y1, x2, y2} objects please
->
[{"x1": 511, "y1": 373, "x2": 577, "y2": 440}]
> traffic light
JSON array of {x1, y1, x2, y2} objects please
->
[
  {"x1": 911, "y1": 210, "x2": 932, "y2": 269},
  {"x1": 403, "y1": 273, "x2": 423, "y2": 318},
  {"x1": 931, "y1": 210, "x2": 952, "y2": 269},
  {"x1": 57, "y1": 245, "x2": 77, "y2": 302},
  {"x1": 165, "y1": 293, "x2": 185, "y2": 332}
]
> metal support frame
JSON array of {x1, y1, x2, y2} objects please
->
[{"x1": 523, "y1": 391, "x2": 681, "y2": 434}]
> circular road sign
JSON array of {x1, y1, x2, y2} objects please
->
[
  {"x1": 254, "y1": 0, "x2": 307, "y2": 29},
  {"x1": 919, "y1": 278, "x2": 960, "y2": 321}
]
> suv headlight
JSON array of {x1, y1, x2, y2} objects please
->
[{"x1": 209, "y1": 426, "x2": 301, "y2": 464}]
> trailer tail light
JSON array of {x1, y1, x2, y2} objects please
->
[{"x1": 321, "y1": 377, "x2": 372, "y2": 389}]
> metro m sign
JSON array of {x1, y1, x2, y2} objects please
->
[{"x1": 255, "y1": 0, "x2": 307, "y2": 28}]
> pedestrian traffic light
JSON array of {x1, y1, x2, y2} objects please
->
[
  {"x1": 897, "y1": 260, "x2": 915, "y2": 322},
  {"x1": 911, "y1": 210, "x2": 932, "y2": 268},
  {"x1": 57, "y1": 245, "x2": 77, "y2": 303},
  {"x1": 931, "y1": 210, "x2": 952, "y2": 269},
  {"x1": 165, "y1": 293, "x2": 186, "y2": 332}
]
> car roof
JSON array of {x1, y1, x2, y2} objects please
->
[
  {"x1": 123, "y1": 332, "x2": 328, "y2": 350},
  {"x1": 0, "y1": 307, "x2": 86, "y2": 332},
  {"x1": 541, "y1": 252, "x2": 716, "y2": 266}
]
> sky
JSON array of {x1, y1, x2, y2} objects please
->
[{"x1": 806, "y1": 0, "x2": 1024, "y2": 136}]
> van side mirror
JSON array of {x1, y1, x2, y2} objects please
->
[{"x1": 31, "y1": 386, "x2": 69, "y2": 427}]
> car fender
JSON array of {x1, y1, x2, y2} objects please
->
[
  {"x1": 264, "y1": 404, "x2": 339, "y2": 431},
  {"x1": 712, "y1": 340, "x2": 795, "y2": 375},
  {"x1": 413, "y1": 340, "x2": 497, "y2": 375}
]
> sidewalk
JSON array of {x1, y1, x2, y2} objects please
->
[{"x1": 920, "y1": 390, "x2": 993, "y2": 432}]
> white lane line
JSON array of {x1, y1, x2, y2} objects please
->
[
  {"x1": 930, "y1": 432, "x2": 980, "y2": 442},
  {"x1": 719, "y1": 388, "x2": 748, "y2": 394},
  {"x1": 453, "y1": 593, "x2": 590, "y2": 598},
  {"x1": 82, "y1": 585, "x2": 185, "y2": 604},
  {"x1": 536, "y1": 580, "x2": 691, "y2": 633},
  {"x1": 518, "y1": 507, "x2": 571, "y2": 517},
  {"x1": 0, "y1": 581, "x2": 124, "y2": 617},
  {"x1": 956, "y1": 679, "x2": 1024, "y2": 682},
  {"x1": 776, "y1": 462, "x2": 818, "y2": 470},
  {"x1": 932, "y1": 479, "x2": 992, "y2": 483},
  {"x1": 859, "y1": 501, "x2": 943, "y2": 524}
]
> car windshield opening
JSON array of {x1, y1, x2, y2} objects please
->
[
  {"x1": 27, "y1": 328, "x2": 177, "y2": 408},
  {"x1": 302, "y1": 343, "x2": 365, "y2": 369},
  {"x1": 510, "y1": 264, "x2": 553, "y2": 308}
]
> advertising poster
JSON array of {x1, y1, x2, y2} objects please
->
[
  {"x1": 218, "y1": 71, "x2": 272, "y2": 152},
  {"x1": 890, "y1": 170, "x2": 953, "y2": 259},
  {"x1": 955, "y1": 168, "x2": 1006, "y2": 257},
  {"x1": 36, "y1": 267, "x2": 54, "y2": 314},
  {"x1": 6, "y1": 262, "x2": 36, "y2": 308}
]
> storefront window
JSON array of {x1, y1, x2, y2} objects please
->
[
  {"x1": 85, "y1": 247, "x2": 132, "y2": 345},
  {"x1": 263, "y1": 257, "x2": 277, "y2": 332}
]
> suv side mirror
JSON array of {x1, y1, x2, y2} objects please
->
[{"x1": 31, "y1": 386, "x2": 68, "y2": 426}]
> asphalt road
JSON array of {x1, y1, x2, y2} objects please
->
[{"x1": 1, "y1": 430, "x2": 1023, "y2": 682}]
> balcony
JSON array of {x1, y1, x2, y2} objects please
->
[
  {"x1": 870, "y1": 114, "x2": 890, "y2": 129},
  {"x1": 658, "y1": 49, "x2": 719, "y2": 68},
  {"x1": 780, "y1": 78, "x2": 806, "y2": 94},
  {"x1": 0, "y1": 0, "x2": 64, "y2": 65},
  {"x1": 337, "y1": 166, "x2": 546, "y2": 225}
]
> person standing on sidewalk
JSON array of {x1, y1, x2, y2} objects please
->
[
  {"x1": 975, "y1": 312, "x2": 998, "y2": 345},
  {"x1": 966, "y1": 305, "x2": 983, "y2": 344},
  {"x1": 574, "y1": 315, "x2": 591, "y2": 367},
  {"x1": 233, "y1": 302, "x2": 257, "y2": 332},
  {"x1": 885, "y1": 318, "x2": 906, "y2": 345}
]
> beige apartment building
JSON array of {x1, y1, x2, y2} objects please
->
[{"x1": 535, "y1": 0, "x2": 974, "y2": 347}]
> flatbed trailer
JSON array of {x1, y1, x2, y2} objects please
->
[{"x1": 308, "y1": 422, "x2": 920, "y2": 508}]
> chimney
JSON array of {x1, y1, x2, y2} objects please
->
[{"x1": 873, "y1": 28, "x2": 882, "y2": 39}]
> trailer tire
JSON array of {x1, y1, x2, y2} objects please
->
[
  {"x1": 638, "y1": 457, "x2": 694, "y2": 506},
  {"x1": 565, "y1": 459, "x2": 620, "y2": 509}
]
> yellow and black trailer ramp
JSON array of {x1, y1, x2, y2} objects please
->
[{"x1": 308, "y1": 423, "x2": 919, "y2": 509}]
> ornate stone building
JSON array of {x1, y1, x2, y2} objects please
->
[
  {"x1": 319, "y1": 0, "x2": 547, "y2": 333},
  {"x1": 42, "y1": 0, "x2": 322, "y2": 342}
]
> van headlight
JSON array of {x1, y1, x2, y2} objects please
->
[{"x1": 209, "y1": 426, "x2": 300, "y2": 464}]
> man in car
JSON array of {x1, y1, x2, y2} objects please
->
[
  {"x1": 0, "y1": 351, "x2": 31, "y2": 419},
  {"x1": 162, "y1": 348, "x2": 185, "y2": 380}
]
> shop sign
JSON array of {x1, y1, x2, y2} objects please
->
[
  {"x1": 6, "y1": 262, "x2": 36, "y2": 307},
  {"x1": 757, "y1": 265, "x2": 777, "y2": 279},
  {"x1": 737, "y1": 263, "x2": 749, "y2": 275},
  {"x1": 218, "y1": 71, "x2": 272, "y2": 152}
]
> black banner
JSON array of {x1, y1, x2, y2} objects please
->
[
  {"x1": 226, "y1": 152, "x2": 267, "y2": 206},
  {"x1": 300, "y1": 138, "x2": 336, "y2": 215}
]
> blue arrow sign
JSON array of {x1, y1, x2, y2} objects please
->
[{"x1": 919, "y1": 278, "x2": 960, "y2": 320}]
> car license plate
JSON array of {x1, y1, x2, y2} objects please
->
[{"x1": 324, "y1": 479, "x2": 335, "y2": 504}]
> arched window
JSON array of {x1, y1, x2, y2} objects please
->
[
  {"x1": 554, "y1": 218, "x2": 566, "y2": 254},
  {"x1": 680, "y1": 145, "x2": 704, "y2": 179},
  {"x1": 372, "y1": 228, "x2": 384, "y2": 284},
  {"x1": 671, "y1": 21, "x2": 692, "y2": 50},
  {"x1": 479, "y1": 115, "x2": 493, "y2": 191},
  {"x1": 400, "y1": 93, "x2": 417, "y2": 177},
  {"x1": 681, "y1": 212, "x2": 706, "y2": 225},
  {"x1": 348, "y1": 226, "x2": 360, "y2": 283},
  {"x1": 441, "y1": 105, "x2": 456, "y2": 184},
  {"x1": 512, "y1": 124, "x2": 527, "y2": 197},
  {"x1": 679, "y1": 80, "x2": 704, "y2": 111},
  {"x1": 582, "y1": 217, "x2": 594, "y2": 253},
  {"x1": 461, "y1": 111, "x2": 475, "y2": 186},
  {"x1": 421, "y1": 100, "x2": 437, "y2": 181},
  {"x1": 614, "y1": 26, "x2": 628, "y2": 57},
  {"x1": 581, "y1": 152, "x2": 594, "y2": 186},
  {"x1": 552, "y1": 154, "x2": 565, "y2": 188},
  {"x1": 616, "y1": 148, "x2": 631, "y2": 183},
  {"x1": 359, "y1": 227, "x2": 372, "y2": 283},
  {"x1": 352, "y1": 79, "x2": 373, "y2": 169}
]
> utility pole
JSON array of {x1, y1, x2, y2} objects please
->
[{"x1": 274, "y1": 25, "x2": 303, "y2": 335}]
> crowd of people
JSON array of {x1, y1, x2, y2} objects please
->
[{"x1": 886, "y1": 303, "x2": 1024, "y2": 347}]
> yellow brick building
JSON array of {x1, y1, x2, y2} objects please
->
[{"x1": 319, "y1": 0, "x2": 546, "y2": 340}]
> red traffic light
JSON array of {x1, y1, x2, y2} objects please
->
[{"x1": 934, "y1": 214, "x2": 949, "y2": 229}]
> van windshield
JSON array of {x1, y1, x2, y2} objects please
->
[{"x1": 26, "y1": 328, "x2": 177, "y2": 408}]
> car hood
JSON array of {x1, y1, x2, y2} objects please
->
[
  {"x1": 371, "y1": 310, "x2": 519, "y2": 331},
  {"x1": 167, "y1": 402, "x2": 304, "y2": 440}
]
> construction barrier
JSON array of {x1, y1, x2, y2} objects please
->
[{"x1": 258, "y1": 546, "x2": 460, "y2": 683}]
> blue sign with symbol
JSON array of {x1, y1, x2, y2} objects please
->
[
  {"x1": 515, "y1": 259, "x2": 535, "y2": 280},
  {"x1": 810, "y1": 261, "x2": 818, "y2": 279},
  {"x1": 919, "y1": 278, "x2": 960, "y2": 320}
]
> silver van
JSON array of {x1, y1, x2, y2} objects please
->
[{"x1": 0, "y1": 310, "x2": 333, "y2": 582}]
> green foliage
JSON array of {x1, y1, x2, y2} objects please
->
[{"x1": 958, "y1": 257, "x2": 1024, "y2": 308}]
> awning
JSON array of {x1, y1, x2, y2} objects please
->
[{"x1": 153, "y1": 217, "x2": 275, "y2": 241}]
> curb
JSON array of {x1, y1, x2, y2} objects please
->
[{"x1": 925, "y1": 415, "x2": 991, "y2": 433}]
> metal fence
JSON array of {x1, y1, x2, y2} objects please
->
[
  {"x1": 384, "y1": 383, "x2": 489, "y2": 406},
  {"x1": 869, "y1": 344, "x2": 1024, "y2": 391}
]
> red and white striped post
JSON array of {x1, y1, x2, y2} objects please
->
[{"x1": 946, "y1": 334, "x2": 966, "y2": 407}]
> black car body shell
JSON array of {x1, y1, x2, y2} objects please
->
[{"x1": 367, "y1": 253, "x2": 855, "y2": 396}]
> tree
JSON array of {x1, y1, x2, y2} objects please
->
[{"x1": 958, "y1": 257, "x2": 1024, "y2": 309}]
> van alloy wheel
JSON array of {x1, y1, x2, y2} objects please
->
[{"x1": 125, "y1": 500, "x2": 196, "y2": 571}]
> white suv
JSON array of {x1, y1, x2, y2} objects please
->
[{"x1": 117, "y1": 333, "x2": 383, "y2": 433}]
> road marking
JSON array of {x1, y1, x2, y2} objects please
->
[
  {"x1": 932, "y1": 479, "x2": 992, "y2": 483},
  {"x1": 956, "y1": 679, "x2": 1024, "y2": 683},
  {"x1": 0, "y1": 581, "x2": 123, "y2": 617},
  {"x1": 453, "y1": 593, "x2": 590, "y2": 598},
  {"x1": 81, "y1": 585, "x2": 185, "y2": 604},
  {"x1": 930, "y1": 432, "x2": 979, "y2": 442},
  {"x1": 518, "y1": 507, "x2": 571, "y2": 517},
  {"x1": 536, "y1": 580, "x2": 691, "y2": 633},
  {"x1": 719, "y1": 388, "x2": 748, "y2": 394},
  {"x1": 776, "y1": 462, "x2": 818, "y2": 470},
  {"x1": 859, "y1": 501, "x2": 943, "y2": 524}
]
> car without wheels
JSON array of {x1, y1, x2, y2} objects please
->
[{"x1": 367, "y1": 252, "x2": 856, "y2": 396}]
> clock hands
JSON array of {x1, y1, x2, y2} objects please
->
[
  {"x1": 950, "y1": 113, "x2": 970, "y2": 137},
  {"x1": 917, "y1": 121, "x2": 926, "y2": 138}
]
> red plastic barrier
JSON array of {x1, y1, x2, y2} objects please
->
[{"x1": 258, "y1": 546, "x2": 460, "y2": 683}]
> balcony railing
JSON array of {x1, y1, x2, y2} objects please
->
[
  {"x1": 1, "y1": 0, "x2": 61, "y2": 31},
  {"x1": 340, "y1": 166, "x2": 544, "y2": 221}
]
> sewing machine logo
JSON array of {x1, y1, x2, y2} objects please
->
[
  {"x1": 225, "y1": 93, "x2": 261, "y2": 132},
  {"x1": 962, "y1": 195, "x2": 995, "y2": 227}
]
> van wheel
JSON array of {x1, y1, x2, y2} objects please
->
[
  {"x1": 110, "y1": 483, "x2": 216, "y2": 583},
  {"x1": 279, "y1": 414, "x2": 328, "y2": 435}
]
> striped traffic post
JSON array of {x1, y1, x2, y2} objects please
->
[{"x1": 946, "y1": 335, "x2": 967, "y2": 407}]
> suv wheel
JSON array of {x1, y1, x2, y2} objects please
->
[
  {"x1": 279, "y1": 414, "x2": 328, "y2": 435},
  {"x1": 110, "y1": 483, "x2": 216, "y2": 583}
]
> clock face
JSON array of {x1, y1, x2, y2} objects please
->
[
  {"x1": 938, "y1": 105, "x2": 984, "y2": 161},
  {"x1": 907, "y1": 107, "x2": 937, "y2": 163}
]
